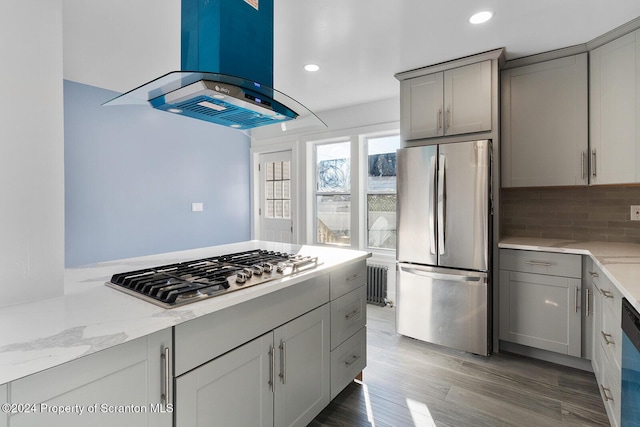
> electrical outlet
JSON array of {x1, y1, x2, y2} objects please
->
[
  {"x1": 191, "y1": 202, "x2": 204, "y2": 212},
  {"x1": 631, "y1": 205, "x2": 640, "y2": 221}
]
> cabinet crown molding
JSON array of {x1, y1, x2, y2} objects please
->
[{"x1": 395, "y1": 48, "x2": 505, "y2": 81}]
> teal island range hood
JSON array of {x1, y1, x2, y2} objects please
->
[{"x1": 104, "y1": 0, "x2": 324, "y2": 133}]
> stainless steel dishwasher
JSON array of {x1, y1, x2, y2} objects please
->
[{"x1": 622, "y1": 298, "x2": 640, "y2": 426}]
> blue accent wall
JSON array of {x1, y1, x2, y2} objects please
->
[{"x1": 64, "y1": 80, "x2": 251, "y2": 267}]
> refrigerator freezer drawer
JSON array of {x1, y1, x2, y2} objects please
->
[{"x1": 396, "y1": 263, "x2": 489, "y2": 355}]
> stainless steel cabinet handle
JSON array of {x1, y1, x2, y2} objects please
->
[
  {"x1": 589, "y1": 271, "x2": 599, "y2": 278},
  {"x1": 446, "y1": 107, "x2": 451, "y2": 129},
  {"x1": 525, "y1": 261, "x2": 552, "y2": 267},
  {"x1": 161, "y1": 347, "x2": 170, "y2": 405},
  {"x1": 600, "y1": 385, "x2": 614, "y2": 402},
  {"x1": 437, "y1": 108, "x2": 442, "y2": 131},
  {"x1": 346, "y1": 273, "x2": 360, "y2": 282},
  {"x1": 600, "y1": 288, "x2": 614, "y2": 299},
  {"x1": 601, "y1": 331, "x2": 614, "y2": 345},
  {"x1": 592, "y1": 149, "x2": 597, "y2": 177},
  {"x1": 279, "y1": 341, "x2": 286, "y2": 384},
  {"x1": 575, "y1": 287, "x2": 579, "y2": 313},
  {"x1": 345, "y1": 309, "x2": 360, "y2": 321},
  {"x1": 586, "y1": 289, "x2": 591, "y2": 317},
  {"x1": 581, "y1": 151, "x2": 586, "y2": 180},
  {"x1": 345, "y1": 354, "x2": 361, "y2": 368},
  {"x1": 268, "y1": 346, "x2": 275, "y2": 391}
]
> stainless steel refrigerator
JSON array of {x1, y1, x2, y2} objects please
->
[{"x1": 396, "y1": 140, "x2": 491, "y2": 355}]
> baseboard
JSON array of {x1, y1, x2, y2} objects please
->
[{"x1": 498, "y1": 340, "x2": 594, "y2": 372}]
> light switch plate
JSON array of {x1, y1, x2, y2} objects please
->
[
  {"x1": 192, "y1": 202, "x2": 204, "y2": 212},
  {"x1": 631, "y1": 205, "x2": 640, "y2": 221}
]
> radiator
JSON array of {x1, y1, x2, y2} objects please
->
[{"x1": 366, "y1": 264, "x2": 388, "y2": 306}]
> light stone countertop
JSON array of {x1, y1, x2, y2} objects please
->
[
  {"x1": 499, "y1": 237, "x2": 640, "y2": 314},
  {"x1": 0, "y1": 241, "x2": 370, "y2": 385}
]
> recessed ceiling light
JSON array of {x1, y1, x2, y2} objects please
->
[
  {"x1": 469, "y1": 11, "x2": 493, "y2": 24},
  {"x1": 167, "y1": 108, "x2": 182, "y2": 113},
  {"x1": 304, "y1": 64, "x2": 320, "y2": 72},
  {"x1": 231, "y1": 124, "x2": 242, "y2": 128}
]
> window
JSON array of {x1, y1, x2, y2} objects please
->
[
  {"x1": 264, "y1": 160, "x2": 291, "y2": 219},
  {"x1": 315, "y1": 141, "x2": 351, "y2": 245},
  {"x1": 366, "y1": 135, "x2": 400, "y2": 250}
]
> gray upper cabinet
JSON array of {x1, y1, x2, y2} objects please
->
[
  {"x1": 501, "y1": 53, "x2": 588, "y2": 187},
  {"x1": 401, "y1": 72, "x2": 444, "y2": 140},
  {"x1": 400, "y1": 61, "x2": 492, "y2": 141},
  {"x1": 590, "y1": 29, "x2": 640, "y2": 185}
]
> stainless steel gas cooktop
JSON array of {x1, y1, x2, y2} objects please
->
[{"x1": 105, "y1": 249, "x2": 319, "y2": 308}]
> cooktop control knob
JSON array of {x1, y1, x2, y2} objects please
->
[
  {"x1": 251, "y1": 264, "x2": 264, "y2": 275},
  {"x1": 236, "y1": 271, "x2": 248, "y2": 284},
  {"x1": 262, "y1": 262, "x2": 274, "y2": 273},
  {"x1": 276, "y1": 262, "x2": 287, "y2": 273}
]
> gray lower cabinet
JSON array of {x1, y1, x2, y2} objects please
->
[
  {"x1": 7, "y1": 328, "x2": 172, "y2": 427},
  {"x1": 1, "y1": 383, "x2": 6, "y2": 427},
  {"x1": 499, "y1": 249, "x2": 582, "y2": 356},
  {"x1": 329, "y1": 262, "x2": 367, "y2": 399},
  {"x1": 590, "y1": 264, "x2": 622, "y2": 427},
  {"x1": 176, "y1": 304, "x2": 330, "y2": 427}
]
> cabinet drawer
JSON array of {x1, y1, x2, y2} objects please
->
[
  {"x1": 330, "y1": 327, "x2": 366, "y2": 400},
  {"x1": 594, "y1": 269, "x2": 622, "y2": 324},
  {"x1": 174, "y1": 274, "x2": 330, "y2": 376},
  {"x1": 599, "y1": 345, "x2": 621, "y2": 427},
  {"x1": 500, "y1": 249, "x2": 581, "y2": 278},
  {"x1": 331, "y1": 285, "x2": 366, "y2": 350},
  {"x1": 600, "y1": 300, "x2": 622, "y2": 384},
  {"x1": 330, "y1": 261, "x2": 366, "y2": 300}
]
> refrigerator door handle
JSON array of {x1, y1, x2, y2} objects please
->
[
  {"x1": 399, "y1": 264, "x2": 483, "y2": 283},
  {"x1": 437, "y1": 154, "x2": 446, "y2": 255},
  {"x1": 429, "y1": 155, "x2": 437, "y2": 255}
]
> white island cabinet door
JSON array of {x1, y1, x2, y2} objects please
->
[
  {"x1": 175, "y1": 333, "x2": 274, "y2": 427},
  {"x1": 274, "y1": 304, "x2": 330, "y2": 427},
  {"x1": 9, "y1": 328, "x2": 172, "y2": 427}
]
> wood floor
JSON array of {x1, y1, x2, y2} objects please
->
[{"x1": 310, "y1": 305, "x2": 609, "y2": 427}]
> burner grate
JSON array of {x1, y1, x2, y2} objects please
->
[{"x1": 107, "y1": 249, "x2": 297, "y2": 307}]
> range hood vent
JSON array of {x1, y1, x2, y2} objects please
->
[{"x1": 103, "y1": 0, "x2": 324, "y2": 133}]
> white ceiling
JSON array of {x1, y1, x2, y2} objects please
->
[{"x1": 63, "y1": 0, "x2": 640, "y2": 114}]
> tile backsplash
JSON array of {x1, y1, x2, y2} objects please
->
[{"x1": 501, "y1": 186, "x2": 640, "y2": 243}]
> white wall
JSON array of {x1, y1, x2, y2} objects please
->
[
  {"x1": 62, "y1": 0, "x2": 181, "y2": 93},
  {"x1": 0, "y1": 0, "x2": 65, "y2": 306}
]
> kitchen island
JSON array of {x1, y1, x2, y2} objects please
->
[{"x1": 0, "y1": 241, "x2": 370, "y2": 427}]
